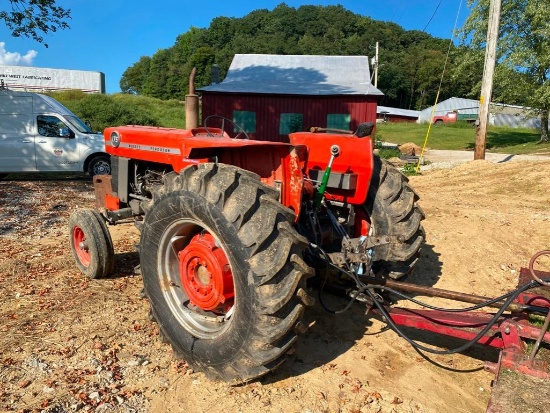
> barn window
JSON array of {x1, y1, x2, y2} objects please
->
[
  {"x1": 327, "y1": 114, "x2": 351, "y2": 130},
  {"x1": 279, "y1": 113, "x2": 303, "y2": 134},
  {"x1": 233, "y1": 110, "x2": 256, "y2": 133}
]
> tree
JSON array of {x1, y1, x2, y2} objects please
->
[
  {"x1": 0, "y1": 0, "x2": 70, "y2": 47},
  {"x1": 143, "y1": 49, "x2": 171, "y2": 99},
  {"x1": 121, "y1": 4, "x2": 471, "y2": 107},
  {"x1": 460, "y1": 0, "x2": 550, "y2": 141},
  {"x1": 120, "y1": 56, "x2": 151, "y2": 95}
]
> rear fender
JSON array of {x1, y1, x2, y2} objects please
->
[
  {"x1": 289, "y1": 131, "x2": 374, "y2": 205},
  {"x1": 216, "y1": 145, "x2": 305, "y2": 220}
]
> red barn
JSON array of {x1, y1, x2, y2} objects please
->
[{"x1": 198, "y1": 54, "x2": 383, "y2": 142}]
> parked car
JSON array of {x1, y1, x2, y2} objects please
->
[{"x1": 0, "y1": 89, "x2": 110, "y2": 178}]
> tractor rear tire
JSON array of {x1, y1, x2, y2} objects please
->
[
  {"x1": 69, "y1": 209, "x2": 115, "y2": 279},
  {"x1": 365, "y1": 157, "x2": 425, "y2": 279},
  {"x1": 139, "y1": 163, "x2": 313, "y2": 382}
]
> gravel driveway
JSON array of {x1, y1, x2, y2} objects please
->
[{"x1": 421, "y1": 149, "x2": 550, "y2": 170}]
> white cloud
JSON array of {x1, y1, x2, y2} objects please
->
[{"x1": 0, "y1": 42, "x2": 37, "y2": 65}]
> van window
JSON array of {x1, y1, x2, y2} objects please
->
[
  {"x1": 64, "y1": 115, "x2": 93, "y2": 133},
  {"x1": 37, "y1": 115, "x2": 70, "y2": 138}
]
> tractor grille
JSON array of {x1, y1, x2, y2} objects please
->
[{"x1": 110, "y1": 156, "x2": 119, "y2": 193}]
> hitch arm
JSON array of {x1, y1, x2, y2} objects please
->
[{"x1": 366, "y1": 276, "x2": 530, "y2": 313}]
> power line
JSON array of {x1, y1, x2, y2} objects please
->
[
  {"x1": 389, "y1": 0, "x2": 408, "y2": 24},
  {"x1": 423, "y1": 0, "x2": 443, "y2": 32},
  {"x1": 416, "y1": 0, "x2": 465, "y2": 173}
]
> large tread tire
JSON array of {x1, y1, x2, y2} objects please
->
[
  {"x1": 90, "y1": 210, "x2": 115, "y2": 275},
  {"x1": 69, "y1": 209, "x2": 115, "y2": 279},
  {"x1": 365, "y1": 157, "x2": 425, "y2": 279},
  {"x1": 140, "y1": 163, "x2": 314, "y2": 383}
]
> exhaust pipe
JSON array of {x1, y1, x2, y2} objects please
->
[{"x1": 185, "y1": 67, "x2": 199, "y2": 129}]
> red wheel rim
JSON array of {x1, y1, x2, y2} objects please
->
[
  {"x1": 178, "y1": 233, "x2": 234, "y2": 311},
  {"x1": 354, "y1": 208, "x2": 371, "y2": 237},
  {"x1": 73, "y1": 226, "x2": 91, "y2": 267}
]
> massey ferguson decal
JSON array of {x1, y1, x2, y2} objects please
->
[{"x1": 108, "y1": 140, "x2": 181, "y2": 155}]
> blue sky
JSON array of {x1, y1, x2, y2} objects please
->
[{"x1": 0, "y1": 1, "x2": 469, "y2": 94}]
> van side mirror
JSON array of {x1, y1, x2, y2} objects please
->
[{"x1": 59, "y1": 127, "x2": 71, "y2": 138}]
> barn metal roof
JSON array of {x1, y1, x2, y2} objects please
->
[
  {"x1": 418, "y1": 97, "x2": 480, "y2": 122},
  {"x1": 377, "y1": 105, "x2": 420, "y2": 118},
  {"x1": 199, "y1": 54, "x2": 383, "y2": 96}
]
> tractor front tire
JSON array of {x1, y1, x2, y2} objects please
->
[
  {"x1": 140, "y1": 163, "x2": 313, "y2": 382},
  {"x1": 365, "y1": 157, "x2": 425, "y2": 279},
  {"x1": 69, "y1": 209, "x2": 115, "y2": 279}
]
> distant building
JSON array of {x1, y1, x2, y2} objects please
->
[
  {"x1": 418, "y1": 97, "x2": 543, "y2": 129},
  {"x1": 417, "y1": 97, "x2": 479, "y2": 123},
  {"x1": 377, "y1": 105, "x2": 419, "y2": 123},
  {"x1": 198, "y1": 54, "x2": 383, "y2": 142},
  {"x1": 490, "y1": 102, "x2": 542, "y2": 129},
  {"x1": 0, "y1": 65, "x2": 105, "y2": 93}
]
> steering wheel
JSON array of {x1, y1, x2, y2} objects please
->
[{"x1": 203, "y1": 115, "x2": 250, "y2": 140}]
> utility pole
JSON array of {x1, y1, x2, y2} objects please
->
[
  {"x1": 475, "y1": 0, "x2": 501, "y2": 160},
  {"x1": 374, "y1": 41, "x2": 379, "y2": 88}
]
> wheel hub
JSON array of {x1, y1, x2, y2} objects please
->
[
  {"x1": 178, "y1": 233, "x2": 234, "y2": 311},
  {"x1": 73, "y1": 227, "x2": 90, "y2": 266}
]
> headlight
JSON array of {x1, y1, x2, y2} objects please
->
[{"x1": 110, "y1": 131, "x2": 121, "y2": 148}]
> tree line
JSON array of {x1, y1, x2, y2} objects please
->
[
  {"x1": 119, "y1": 3, "x2": 482, "y2": 111},
  {"x1": 5, "y1": 1, "x2": 545, "y2": 138}
]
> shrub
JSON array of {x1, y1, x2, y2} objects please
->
[{"x1": 49, "y1": 92, "x2": 159, "y2": 131}]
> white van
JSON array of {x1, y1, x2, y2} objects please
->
[{"x1": 0, "y1": 89, "x2": 110, "y2": 178}]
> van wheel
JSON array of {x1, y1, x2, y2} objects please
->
[
  {"x1": 88, "y1": 155, "x2": 111, "y2": 176},
  {"x1": 0, "y1": 174, "x2": 8, "y2": 180}
]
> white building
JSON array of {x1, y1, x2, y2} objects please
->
[{"x1": 0, "y1": 65, "x2": 105, "y2": 93}]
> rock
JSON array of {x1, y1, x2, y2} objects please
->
[
  {"x1": 95, "y1": 403, "x2": 114, "y2": 412},
  {"x1": 158, "y1": 377, "x2": 170, "y2": 388},
  {"x1": 18, "y1": 379, "x2": 31, "y2": 388},
  {"x1": 27, "y1": 357, "x2": 49, "y2": 372},
  {"x1": 399, "y1": 142, "x2": 423, "y2": 156},
  {"x1": 387, "y1": 157, "x2": 406, "y2": 166}
]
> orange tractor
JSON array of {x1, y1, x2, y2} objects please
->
[{"x1": 69, "y1": 116, "x2": 425, "y2": 382}]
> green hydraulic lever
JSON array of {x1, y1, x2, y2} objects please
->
[{"x1": 314, "y1": 144, "x2": 341, "y2": 210}]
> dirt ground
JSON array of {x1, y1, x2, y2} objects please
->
[{"x1": 1, "y1": 158, "x2": 550, "y2": 413}]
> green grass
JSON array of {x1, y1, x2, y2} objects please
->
[{"x1": 375, "y1": 122, "x2": 549, "y2": 155}]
